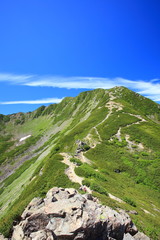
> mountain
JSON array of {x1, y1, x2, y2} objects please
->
[{"x1": 0, "y1": 87, "x2": 160, "y2": 239}]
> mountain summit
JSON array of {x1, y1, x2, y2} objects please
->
[{"x1": 0, "y1": 87, "x2": 159, "y2": 239}]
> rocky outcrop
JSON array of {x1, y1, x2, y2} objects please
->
[
  {"x1": 10, "y1": 188, "x2": 149, "y2": 240},
  {"x1": 75, "y1": 140, "x2": 90, "y2": 154},
  {"x1": 0, "y1": 234, "x2": 7, "y2": 240}
]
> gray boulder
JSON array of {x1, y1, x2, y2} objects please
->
[
  {"x1": 123, "y1": 233, "x2": 135, "y2": 240},
  {"x1": 10, "y1": 187, "x2": 144, "y2": 240},
  {"x1": 133, "y1": 232, "x2": 150, "y2": 240}
]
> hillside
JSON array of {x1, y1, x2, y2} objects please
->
[{"x1": 0, "y1": 86, "x2": 160, "y2": 239}]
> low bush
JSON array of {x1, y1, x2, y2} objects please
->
[
  {"x1": 141, "y1": 152, "x2": 149, "y2": 157},
  {"x1": 83, "y1": 144, "x2": 90, "y2": 151},
  {"x1": 123, "y1": 197, "x2": 137, "y2": 207},
  {"x1": 82, "y1": 179, "x2": 91, "y2": 187},
  {"x1": 70, "y1": 158, "x2": 82, "y2": 166},
  {"x1": 91, "y1": 182, "x2": 108, "y2": 196}
]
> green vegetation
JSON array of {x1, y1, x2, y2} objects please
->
[
  {"x1": 70, "y1": 157, "x2": 82, "y2": 166},
  {"x1": 3, "y1": 156, "x2": 39, "y2": 188},
  {"x1": 0, "y1": 135, "x2": 14, "y2": 157},
  {"x1": 122, "y1": 122, "x2": 160, "y2": 151},
  {"x1": 90, "y1": 182, "x2": 108, "y2": 196},
  {"x1": 0, "y1": 87, "x2": 160, "y2": 239},
  {"x1": 0, "y1": 135, "x2": 41, "y2": 165},
  {"x1": 33, "y1": 105, "x2": 46, "y2": 118},
  {"x1": 75, "y1": 163, "x2": 107, "y2": 182},
  {"x1": 85, "y1": 142, "x2": 160, "y2": 238},
  {"x1": 42, "y1": 104, "x2": 57, "y2": 115},
  {"x1": 111, "y1": 86, "x2": 160, "y2": 119},
  {"x1": 123, "y1": 197, "x2": 137, "y2": 207},
  {"x1": 97, "y1": 112, "x2": 140, "y2": 142},
  {"x1": 0, "y1": 114, "x2": 10, "y2": 123},
  {"x1": 14, "y1": 113, "x2": 25, "y2": 125}
]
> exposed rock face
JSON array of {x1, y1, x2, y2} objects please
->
[{"x1": 10, "y1": 188, "x2": 149, "y2": 240}]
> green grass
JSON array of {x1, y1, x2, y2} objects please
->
[
  {"x1": 84, "y1": 143, "x2": 160, "y2": 239},
  {"x1": 70, "y1": 157, "x2": 82, "y2": 166},
  {"x1": 122, "y1": 121, "x2": 160, "y2": 151},
  {"x1": 5, "y1": 115, "x2": 52, "y2": 137},
  {"x1": 0, "y1": 87, "x2": 160, "y2": 239},
  {"x1": 111, "y1": 86, "x2": 160, "y2": 119},
  {"x1": 0, "y1": 135, "x2": 41, "y2": 165},
  {"x1": 3, "y1": 156, "x2": 39, "y2": 188},
  {"x1": 97, "y1": 112, "x2": 140, "y2": 142},
  {"x1": 0, "y1": 145, "x2": 53, "y2": 218}
]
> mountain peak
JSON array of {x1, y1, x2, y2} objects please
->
[{"x1": 0, "y1": 87, "x2": 159, "y2": 239}]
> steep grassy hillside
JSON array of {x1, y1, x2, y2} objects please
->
[{"x1": 0, "y1": 87, "x2": 160, "y2": 239}]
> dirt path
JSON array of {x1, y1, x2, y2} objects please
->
[
  {"x1": 60, "y1": 153, "x2": 128, "y2": 202},
  {"x1": 96, "y1": 96, "x2": 123, "y2": 128},
  {"x1": 125, "y1": 135, "x2": 134, "y2": 151},
  {"x1": 124, "y1": 113, "x2": 146, "y2": 151},
  {"x1": 76, "y1": 152, "x2": 91, "y2": 164},
  {"x1": 108, "y1": 193, "x2": 125, "y2": 203},
  {"x1": 60, "y1": 152, "x2": 92, "y2": 193},
  {"x1": 84, "y1": 133, "x2": 98, "y2": 148},
  {"x1": 109, "y1": 112, "x2": 146, "y2": 151},
  {"x1": 128, "y1": 113, "x2": 146, "y2": 123},
  {"x1": 85, "y1": 92, "x2": 123, "y2": 148},
  {"x1": 115, "y1": 127, "x2": 122, "y2": 142},
  {"x1": 61, "y1": 153, "x2": 83, "y2": 185}
]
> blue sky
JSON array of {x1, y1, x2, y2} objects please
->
[{"x1": 0, "y1": 0, "x2": 159, "y2": 114}]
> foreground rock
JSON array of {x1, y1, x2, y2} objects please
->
[{"x1": 10, "y1": 187, "x2": 149, "y2": 240}]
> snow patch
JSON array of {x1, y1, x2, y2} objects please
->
[{"x1": 19, "y1": 135, "x2": 32, "y2": 142}]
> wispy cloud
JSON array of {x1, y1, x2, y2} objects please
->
[
  {"x1": 0, "y1": 98, "x2": 63, "y2": 105},
  {"x1": 0, "y1": 73, "x2": 34, "y2": 83},
  {"x1": 0, "y1": 73, "x2": 159, "y2": 102}
]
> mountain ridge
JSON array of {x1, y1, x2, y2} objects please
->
[{"x1": 0, "y1": 87, "x2": 160, "y2": 239}]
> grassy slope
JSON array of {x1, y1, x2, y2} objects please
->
[{"x1": 0, "y1": 87, "x2": 160, "y2": 239}]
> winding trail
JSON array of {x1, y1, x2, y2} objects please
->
[
  {"x1": 115, "y1": 127, "x2": 122, "y2": 142},
  {"x1": 93, "y1": 127, "x2": 102, "y2": 142},
  {"x1": 124, "y1": 113, "x2": 146, "y2": 151},
  {"x1": 61, "y1": 92, "x2": 148, "y2": 200},
  {"x1": 110, "y1": 113, "x2": 146, "y2": 151},
  {"x1": 108, "y1": 193, "x2": 125, "y2": 204},
  {"x1": 60, "y1": 152, "x2": 92, "y2": 193},
  {"x1": 61, "y1": 152, "x2": 125, "y2": 203},
  {"x1": 85, "y1": 92, "x2": 123, "y2": 147},
  {"x1": 76, "y1": 151, "x2": 91, "y2": 164}
]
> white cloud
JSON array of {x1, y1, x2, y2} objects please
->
[
  {"x1": 23, "y1": 76, "x2": 160, "y2": 102},
  {"x1": 0, "y1": 73, "x2": 34, "y2": 83},
  {"x1": 0, "y1": 98, "x2": 63, "y2": 105},
  {"x1": 0, "y1": 73, "x2": 159, "y2": 103}
]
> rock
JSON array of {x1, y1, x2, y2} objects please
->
[
  {"x1": 21, "y1": 198, "x2": 44, "y2": 219},
  {"x1": 30, "y1": 230, "x2": 55, "y2": 240},
  {"x1": 85, "y1": 193, "x2": 93, "y2": 201},
  {"x1": 12, "y1": 225, "x2": 24, "y2": 240},
  {"x1": 126, "y1": 210, "x2": 138, "y2": 215},
  {"x1": 133, "y1": 232, "x2": 150, "y2": 240},
  {"x1": 10, "y1": 187, "x2": 148, "y2": 240},
  {"x1": 0, "y1": 234, "x2": 7, "y2": 240},
  {"x1": 23, "y1": 213, "x2": 50, "y2": 235},
  {"x1": 118, "y1": 209, "x2": 138, "y2": 235},
  {"x1": 123, "y1": 233, "x2": 135, "y2": 240},
  {"x1": 75, "y1": 140, "x2": 89, "y2": 153}
]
